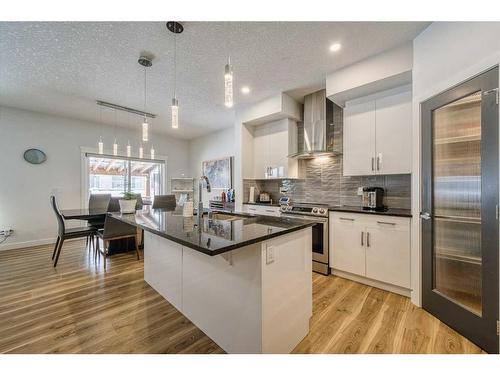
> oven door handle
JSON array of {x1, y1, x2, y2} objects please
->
[{"x1": 282, "y1": 214, "x2": 327, "y2": 223}]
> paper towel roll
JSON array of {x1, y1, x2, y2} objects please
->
[{"x1": 249, "y1": 186, "x2": 255, "y2": 203}]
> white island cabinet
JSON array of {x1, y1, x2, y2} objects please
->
[{"x1": 144, "y1": 228, "x2": 312, "y2": 354}]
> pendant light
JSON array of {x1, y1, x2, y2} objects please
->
[
  {"x1": 98, "y1": 137, "x2": 104, "y2": 155},
  {"x1": 224, "y1": 23, "x2": 233, "y2": 108},
  {"x1": 112, "y1": 109, "x2": 118, "y2": 156},
  {"x1": 167, "y1": 22, "x2": 183, "y2": 129},
  {"x1": 150, "y1": 117, "x2": 155, "y2": 159},
  {"x1": 97, "y1": 106, "x2": 104, "y2": 154},
  {"x1": 126, "y1": 113, "x2": 132, "y2": 157},
  {"x1": 138, "y1": 55, "x2": 152, "y2": 141},
  {"x1": 224, "y1": 56, "x2": 233, "y2": 108},
  {"x1": 127, "y1": 141, "x2": 132, "y2": 158}
]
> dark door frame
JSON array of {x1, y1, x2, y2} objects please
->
[{"x1": 421, "y1": 66, "x2": 499, "y2": 353}]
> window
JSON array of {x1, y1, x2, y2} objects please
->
[{"x1": 85, "y1": 154, "x2": 165, "y2": 203}]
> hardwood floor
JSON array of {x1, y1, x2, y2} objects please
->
[{"x1": 0, "y1": 240, "x2": 484, "y2": 354}]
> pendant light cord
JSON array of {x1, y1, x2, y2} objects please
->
[
  {"x1": 144, "y1": 66, "x2": 147, "y2": 119},
  {"x1": 174, "y1": 24, "x2": 177, "y2": 99}
]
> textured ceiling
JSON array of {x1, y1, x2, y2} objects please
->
[{"x1": 0, "y1": 22, "x2": 429, "y2": 140}]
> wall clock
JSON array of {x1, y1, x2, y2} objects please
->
[{"x1": 23, "y1": 149, "x2": 47, "y2": 165}]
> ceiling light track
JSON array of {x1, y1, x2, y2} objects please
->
[{"x1": 96, "y1": 100, "x2": 157, "y2": 119}]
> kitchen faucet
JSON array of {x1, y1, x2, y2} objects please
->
[{"x1": 198, "y1": 175, "x2": 211, "y2": 222}]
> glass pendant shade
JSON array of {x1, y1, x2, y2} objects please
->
[
  {"x1": 150, "y1": 147, "x2": 155, "y2": 160},
  {"x1": 113, "y1": 139, "x2": 118, "y2": 156},
  {"x1": 139, "y1": 145, "x2": 144, "y2": 159},
  {"x1": 171, "y1": 97, "x2": 179, "y2": 129},
  {"x1": 126, "y1": 142, "x2": 132, "y2": 157},
  {"x1": 98, "y1": 137, "x2": 104, "y2": 154},
  {"x1": 142, "y1": 119, "x2": 149, "y2": 142},
  {"x1": 224, "y1": 62, "x2": 233, "y2": 108}
]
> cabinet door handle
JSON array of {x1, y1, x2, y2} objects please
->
[
  {"x1": 377, "y1": 221, "x2": 396, "y2": 226},
  {"x1": 361, "y1": 231, "x2": 364, "y2": 246},
  {"x1": 339, "y1": 217, "x2": 354, "y2": 221},
  {"x1": 377, "y1": 154, "x2": 381, "y2": 171},
  {"x1": 366, "y1": 232, "x2": 370, "y2": 247},
  {"x1": 265, "y1": 209, "x2": 275, "y2": 213},
  {"x1": 371, "y1": 157, "x2": 374, "y2": 171}
]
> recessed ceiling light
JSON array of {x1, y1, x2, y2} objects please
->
[
  {"x1": 241, "y1": 86, "x2": 250, "y2": 94},
  {"x1": 329, "y1": 43, "x2": 342, "y2": 52}
]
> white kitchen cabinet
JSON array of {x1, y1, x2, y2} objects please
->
[
  {"x1": 365, "y1": 218, "x2": 411, "y2": 288},
  {"x1": 252, "y1": 119, "x2": 298, "y2": 179},
  {"x1": 374, "y1": 90, "x2": 412, "y2": 174},
  {"x1": 329, "y1": 213, "x2": 366, "y2": 275},
  {"x1": 343, "y1": 101, "x2": 376, "y2": 176},
  {"x1": 243, "y1": 204, "x2": 281, "y2": 217},
  {"x1": 329, "y1": 212, "x2": 411, "y2": 291},
  {"x1": 343, "y1": 87, "x2": 411, "y2": 176}
]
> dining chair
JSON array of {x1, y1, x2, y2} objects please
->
[
  {"x1": 87, "y1": 193, "x2": 111, "y2": 232},
  {"x1": 50, "y1": 196, "x2": 97, "y2": 267},
  {"x1": 107, "y1": 197, "x2": 121, "y2": 212},
  {"x1": 152, "y1": 194, "x2": 177, "y2": 209},
  {"x1": 96, "y1": 214, "x2": 140, "y2": 270},
  {"x1": 135, "y1": 194, "x2": 143, "y2": 210}
]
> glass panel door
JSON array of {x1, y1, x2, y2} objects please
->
[
  {"x1": 129, "y1": 160, "x2": 162, "y2": 202},
  {"x1": 432, "y1": 91, "x2": 482, "y2": 315},
  {"x1": 88, "y1": 156, "x2": 128, "y2": 197},
  {"x1": 421, "y1": 66, "x2": 499, "y2": 353}
]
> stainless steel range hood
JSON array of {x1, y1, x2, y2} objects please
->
[{"x1": 288, "y1": 89, "x2": 342, "y2": 159}]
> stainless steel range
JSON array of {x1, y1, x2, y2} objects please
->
[{"x1": 280, "y1": 203, "x2": 329, "y2": 275}]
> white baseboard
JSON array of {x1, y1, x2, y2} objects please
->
[
  {"x1": 331, "y1": 268, "x2": 411, "y2": 297},
  {"x1": 0, "y1": 237, "x2": 82, "y2": 252}
]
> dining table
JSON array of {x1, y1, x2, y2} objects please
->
[{"x1": 60, "y1": 208, "x2": 108, "y2": 221}]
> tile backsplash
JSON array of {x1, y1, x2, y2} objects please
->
[
  {"x1": 243, "y1": 104, "x2": 411, "y2": 210},
  {"x1": 243, "y1": 159, "x2": 411, "y2": 209}
]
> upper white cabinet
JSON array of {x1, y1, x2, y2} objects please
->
[
  {"x1": 252, "y1": 118, "x2": 299, "y2": 179},
  {"x1": 343, "y1": 101, "x2": 376, "y2": 176},
  {"x1": 343, "y1": 87, "x2": 412, "y2": 176},
  {"x1": 374, "y1": 90, "x2": 412, "y2": 174}
]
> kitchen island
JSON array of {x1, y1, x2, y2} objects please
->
[{"x1": 110, "y1": 208, "x2": 314, "y2": 353}]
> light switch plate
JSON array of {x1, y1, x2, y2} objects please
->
[
  {"x1": 266, "y1": 246, "x2": 275, "y2": 264},
  {"x1": 357, "y1": 187, "x2": 364, "y2": 196}
]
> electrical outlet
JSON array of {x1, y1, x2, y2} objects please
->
[
  {"x1": 357, "y1": 187, "x2": 364, "y2": 196},
  {"x1": 266, "y1": 246, "x2": 275, "y2": 264},
  {"x1": 1, "y1": 229, "x2": 13, "y2": 236}
]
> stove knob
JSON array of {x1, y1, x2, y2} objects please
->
[
  {"x1": 312, "y1": 208, "x2": 318, "y2": 214},
  {"x1": 319, "y1": 208, "x2": 326, "y2": 215},
  {"x1": 287, "y1": 206, "x2": 292, "y2": 211}
]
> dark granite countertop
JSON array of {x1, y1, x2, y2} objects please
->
[
  {"x1": 242, "y1": 202, "x2": 281, "y2": 207},
  {"x1": 328, "y1": 206, "x2": 412, "y2": 218},
  {"x1": 110, "y1": 207, "x2": 315, "y2": 256}
]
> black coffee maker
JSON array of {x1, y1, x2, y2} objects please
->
[{"x1": 361, "y1": 187, "x2": 385, "y2": 211}]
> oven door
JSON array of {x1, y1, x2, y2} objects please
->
[{"x1": 282, "y1": 214, "x2": 329, "y2": 264}]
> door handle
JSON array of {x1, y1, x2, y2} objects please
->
[
  {"x1": 420, "y1": 212, "x2": 431, "y2": 220},
  {"x1": 377, "y1": 221, "x2": 396, "y2": 226},
  {"x1": 377, "y1": 154, "x2": 381, "y2": 171},
  {"x1": 361, "y1": 231, "x2": 364, "y2": 246},
  {"x1": 339, "y1": 217, "x2": 354, "y2": 221},
  {"x1": 371, "y1": 157, "x2": 374, "y2": 171},
  {"x1": 366, "y1": 232, "x2": 370, "y2": 247}
]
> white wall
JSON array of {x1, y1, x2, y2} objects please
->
[
  {"x1": 326, "y1": 43, "x2": 413, "y2": 105},
  {"x1": 411, "y1": 22, "x2": 500, "y2": 307},
  {"x1": 188, "y1": 127, "x2": 235, "y2": 207},
  {"x1": 0, "y1": 106, "x2": 190, "y2": 250}
]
